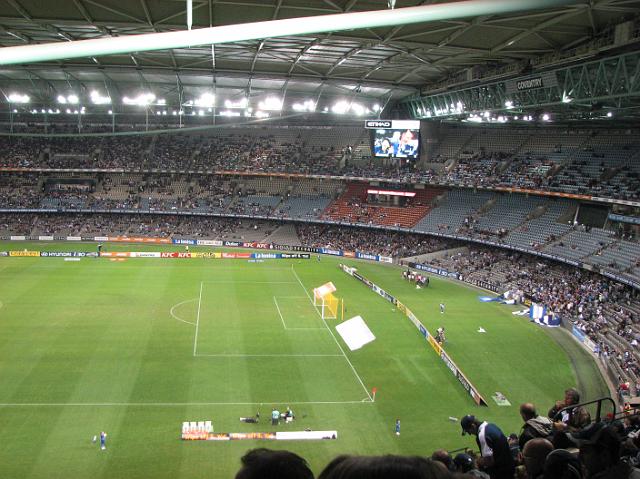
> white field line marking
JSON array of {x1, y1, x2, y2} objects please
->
[
  {"x1": 0, "y1": 400, "x2": 369, "y2": 407},
  {"x1": 193, "y1": 282, "x2": 203, "y2": 357},
  {"x1": 273, "y1": 296, "x2": 288, "y2": 329},
  {"x1": 273, "y1": 296, "x2": 325, "y2": 331},
  {"x1": 169, "y1": 298, "x2": 197, "y2": 326},
  {"x1": 291, "y1": 265, "x2": 373, "y2": 402},
  {"x1": 196, "y1": 353, "x2": 342, "y2": 357}
]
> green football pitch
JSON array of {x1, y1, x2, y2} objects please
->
[{"x1": 0, "y1": 242, "x2": 608, "y2": 479}]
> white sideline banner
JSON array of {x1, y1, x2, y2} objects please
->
[
  {"x1": 67, "y1": 236, "x2": 82, "y2": 241},
  {"x1": 276, "y1": 431, "x2": 337, "y2": 440},
  {"x1": 94, "y1": 236, "x2": 109, "y2": 241},
  {"x1": 38, "y1": 236, "x2": 54, "y2": 241},
  {"x1": 197, "y1": 239, "x2": 223, "y2": 246},
  {"x1": 336, "y1": 315, "x2": 375, "y2": 351},
  {"x1": 130, "y1": 252, "x2": 161, "y2": 258},
  {"x1": 10, "y1": 236, "x2": 25, "y2": 240}
]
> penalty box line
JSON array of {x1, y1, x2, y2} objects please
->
[
  {"x1": 192, "y1": 283, "x2": 345, "y2": 359},
  {"x1": 290, "y1": 265, "x2": 373, "y2": 402},
  {"x1": 273, "y1": 296, "x2": 326, "y2": 331}
]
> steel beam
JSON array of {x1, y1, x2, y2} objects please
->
[
  {"x1": 403, "y1": 51, "x2": 640, "y2": 119},
  {"x1": 0, "y1": 0, "x2": 581, "y2": 65}
]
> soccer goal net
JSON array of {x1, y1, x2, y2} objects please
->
[{"x1": 313, "y1": 282, "x2": 340, "y2": 320}]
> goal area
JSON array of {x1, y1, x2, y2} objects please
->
[{"x1": 313, "y1": 282, "x2": 342, "y2": 320}]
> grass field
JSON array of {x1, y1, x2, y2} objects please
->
[{"x1": 0, "y1": 242, "x2": 609, "y2": 478}]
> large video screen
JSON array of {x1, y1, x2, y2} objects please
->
[{"x1": 367, "y1": 120, "x2": 420, "y2": 159}]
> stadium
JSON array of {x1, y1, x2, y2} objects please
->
[{"x1": 0, "y1": 0, "x2": 639, "y2": 477}]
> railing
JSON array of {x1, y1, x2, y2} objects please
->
[{"x1": 552, "y1": 396, "x2": 617, "y2": 424}]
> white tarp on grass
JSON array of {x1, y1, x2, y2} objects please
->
[{"x1": 335, "y1": 315, "x2": 375, "y2": 351}]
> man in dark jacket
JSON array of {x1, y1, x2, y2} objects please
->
[
  {"x1": 461, "y1": 415, "x2": 516, "y2": 479},
  {"x1": 519, "y1": 402, "x2": 553, "y2": 449}
]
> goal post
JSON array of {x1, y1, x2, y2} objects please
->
[{"x1": 313, "y1": 282, "x2": 342, "y2": 320}]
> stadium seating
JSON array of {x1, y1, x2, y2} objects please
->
[{"x1": 0, "y1": 125, "x2": 638, "y2": 201}]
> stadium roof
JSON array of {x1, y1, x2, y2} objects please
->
[{"x1": 0, "y1": 0, "x2": 639, "y2": 114}]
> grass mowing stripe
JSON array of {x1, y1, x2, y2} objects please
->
[{"x1": 291, "y1": 265, "x2": 373, "y2": 402}]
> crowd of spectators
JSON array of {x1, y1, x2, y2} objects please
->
[
  {"x1": 296, "y1": 223, "x2": 459, "y2": 257},
  {"x1": 0, "y1": 127, "x2": 638, "y2": 201},
  {"x1": 0, "y1": 213, "x2": 272, "y2": 240},
  {"x1": 0, "y1": 171, "x2": 638, "y2": 284}
]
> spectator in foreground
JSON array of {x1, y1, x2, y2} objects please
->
[
  {"x1": 548, "y1": 388, "x2": 591, "y2": 433},
  {"x1": 521, "y1": 438, "x2": 553, "y2": 479},
  {"x1": 431, "y1": 449, "x2": 453, "y2": 471},
  {"x1": 461, "y1": 415, "x2": 516, "y2": 479},
  {"x1": 235, "y1": 448, "x2": 314, "y2": 479},
  {"x1": 519, "y1": 403, "x2": 553, "y2": 449},
  {"x1": 579, "y1": 426, "x2": 640, "y2": 479},
  {"x1": 318, "y1": 455, "x2": 452, "y2": 479},
  {"x1": 543, "y1": 448, "x2": 582, "y2": 479},
  {"x1": 453, "y1": 452, "x2": 489, "y2": 478}
]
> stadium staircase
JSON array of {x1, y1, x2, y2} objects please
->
[
  {"x1": 322, "y1": 182, "x2": 443, "y2": 228},
  {"x1": 261, "y1": 223, "x2": 302, "y2": 245}
]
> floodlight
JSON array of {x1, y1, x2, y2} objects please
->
[
  {"x1": 351, "y1": 102, "x2": 366, "y2": 116},
  {"x1": 90, "y1": 90, "x2": 111, "y2": 105},
  {"x1": 258, "y1": 96, "x2": 282, "y2": 111},
  {"x1": 331, "y1": 101, "x2": 349, "y2": 114},
  {"x1": 292, "y1": 100, "x2": 315, "y2": 112},
  {"x1": 224, "y1": 98, "x2": 248, "y2": 109},
  {"x1": 8, "y1": 93, "x2": 30, "y2": 103},
  {"x1": 194, "y1": 93, "x2": 215, "y2": 107},
  {"x1": 123, "y1": 93, "x2": 156, "y2": 106}
]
